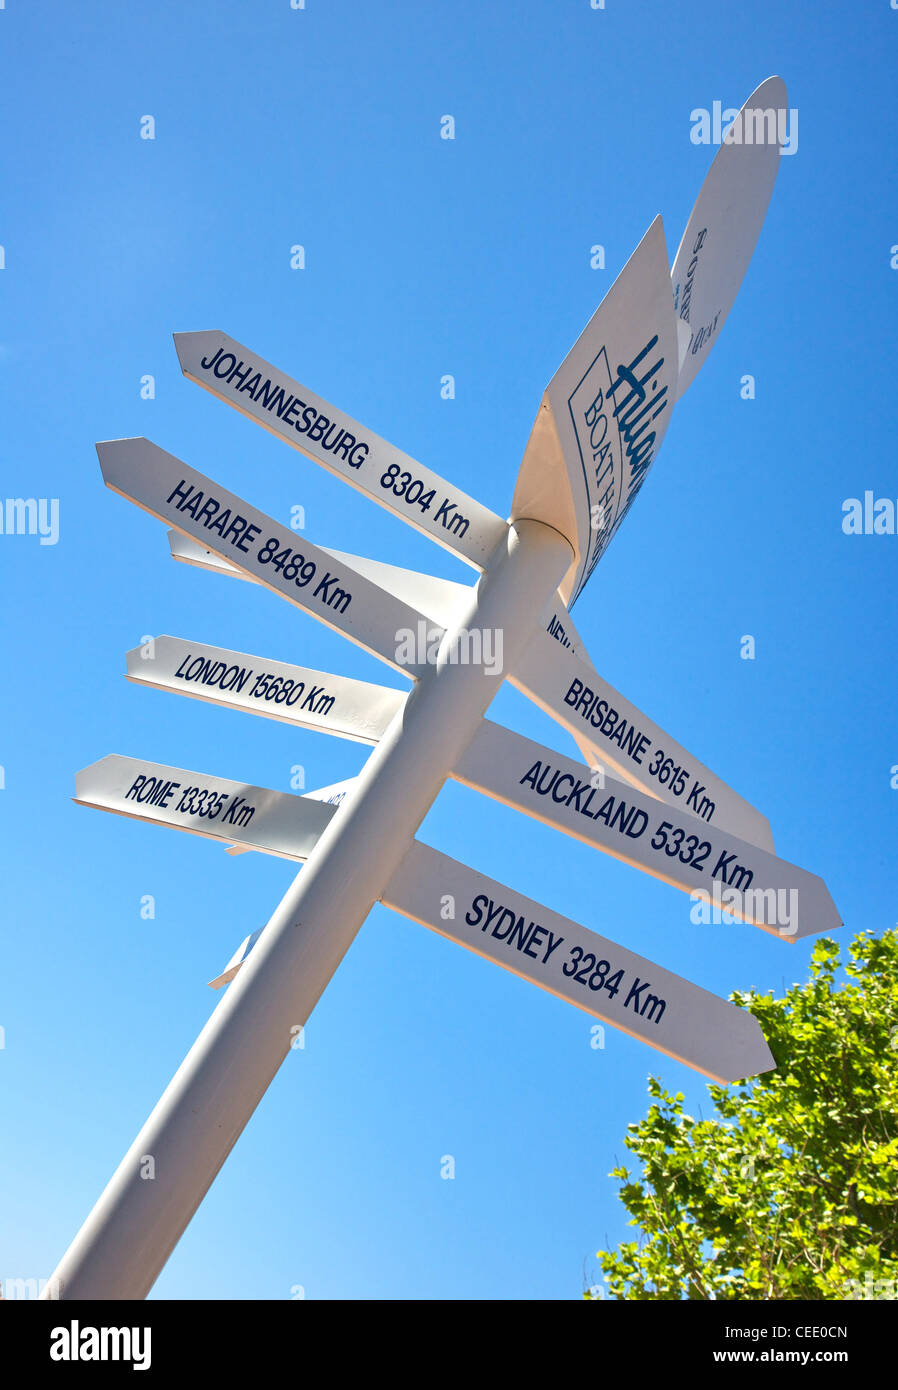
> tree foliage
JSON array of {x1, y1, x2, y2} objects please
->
[{"x1": 589, "y1": 931, "x2": 898, "y2": 1300}]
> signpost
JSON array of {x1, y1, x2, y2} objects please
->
[
  {"x1": 45, "y1": 76, "x2": 835, "y2": 1302},
  {"x1": 74, "y1": 754, "x2": 338, "y2": 862}
]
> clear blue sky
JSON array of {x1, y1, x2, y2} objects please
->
[{"x1": 1, "y1": 1, "x2": 895, "y2": 1300}]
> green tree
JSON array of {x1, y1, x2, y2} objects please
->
[{"x1": 588, "y1": 931, "x2": 898, "y2": 1300}]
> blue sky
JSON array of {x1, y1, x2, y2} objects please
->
[{"x1": 1, "y1": 1, "x2": 896, "y2": 1300}]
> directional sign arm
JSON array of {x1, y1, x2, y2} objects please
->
[
  {"x1": 452, "y1": 721, "x2": 840, "y2": 940},
  {"x1": 75, "y1": 755, "x2": 337, "y2": 861},
  {"x1": 206, "y1": 835, "x2": 777, "y2": 1079},
  {"x1": 127, "y1": 636, "x2": 405, "y2": 746},
  {"x1": 173, "y1": 330, "x2": 508, "y2": 569},
  {"x1": 132, "y1": 631, "x2": 777, "y2": 894},
  {"x1": 671, "y1": 76, "x2": 786, "y2": 399},
  {"x1": 209, "y1": 930, "x2": 263, "y2": 990},
  {"x1": 98, "y1": 437, "x2": 443, "y2": 677},
  {"x1": 383, "y1": 841, "x2": 775, "y2": 1082},
  {"x1": 511, "y1": 624, "x2": 774, "y2": 851},
  {"x1": 168, "y1": 523, "x2": 587, "y2": 656}
]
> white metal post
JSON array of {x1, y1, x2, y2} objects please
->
[{"x1": 43, "y1": 518, "x2": 573, "y2": 1300}]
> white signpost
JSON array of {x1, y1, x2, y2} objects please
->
[{"x1": 45, "y1": 77, "x2": 836, "y2": 1303}]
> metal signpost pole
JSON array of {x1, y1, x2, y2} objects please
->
[{"x1": 44, "y1": 520, "x2": 573, "y2": 1301}]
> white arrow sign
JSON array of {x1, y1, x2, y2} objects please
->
[
  {"x1": 74, "y1": 755, "x2": 337, "y2": 860},
  {"x1": 208, "y1": 929, "x2": 263, "y2": 990},
  {"x1": 512, "y1": 217, "x2": 680, "y2": 608},
  {"x1": 511, "y1": 624, "x2": 774, "y2": 851},
  {"x1": 452, "y1": 721, "x2": 839, "y2": 940},
  {"x1": 167, "y1": 530, "x2": 265, "y2": 585},
  {"x1": 672, "y1": 76, "x2": 786, "y2": 398},
  {"x1": 383, "y1": 841, "x2": 775, "y2": 1082},
  {"x1": 97, "y1": 437, "x2": 442, "y2": 676},
  {"x1": 173, "y1": 330, "x2": 508, "y2": 570},
  {"x1": 136, "y1": 626, "x2": 775, "y2": 861},
  {"x1": 127, "y1": 636, "x2": 405, "y2": 746}
]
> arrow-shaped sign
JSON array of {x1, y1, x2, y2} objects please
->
[
  {"x1": 162, "y1": 528, "x2": 771, "y2": 848},
  {"x1": 167, "y1": 527, "x2": 585, "y2": 659},
  {"x1": 510, "y1": 624, "x2": 774, "y2": 852},
  {"x1": 512, "y1": 217, "x2": 680, "y2": 608},
  {"x1": 127, "y1": 636, "x2": 405, "y2": 746},
  {"x1": 97, "y1": 437, "x2": 442, "y2": 677},
  {"x1": 203, "y1": 838, "x2": 775, "y2": 1082},
  {"x1": 383, "y1": 841, "x2": 775, "y2": 1081},
  {"x1": 124, "y1": 637, "x2": 828, "y2": 938},
  {"x1": 672, "y1": 76, "x2": 786, "y2": 398},
  {"x1": 75, "y1": 754, "x2": 337, "y2": 860},
  {"x1": 452, "y1": 721, "x2": 838, "y2": 940},
  {"x1": 173, "y1": 330, "x2": 508, "y2": 570},
  {"x1": 132, "y1": 623, "x2": 775, "y2": 859}
]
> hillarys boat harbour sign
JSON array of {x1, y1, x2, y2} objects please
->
[
  {"x1": 46, "y1": 77, "x2": 840, "y2": 1303},
  {"x1": 512, "y1": 217, "x2": 679, "y2": 609}
]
